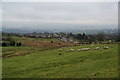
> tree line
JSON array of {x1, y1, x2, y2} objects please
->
[
  {"x1": 2, "y1": 36, "x2": 22, "y2": 47},
  {"x1": 69, "y1": 32, "x2": 119, "y2": 43},
  {"x1": 2, "y1": 32, "x2": 119, "y2": 47}
]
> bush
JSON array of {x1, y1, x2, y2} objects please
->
[
  {"x1": 16, "y1": 42, "x2": 22, "y2": 46},
  {"x1": 2, "y1": 42, "x2": 7, "y2": 46},
  {"x1": 10, "y1": 41, "x2": 15, "y2": 46},
  {"x1": 2, "y1": 41, "x2": 22, "y2": 47}
]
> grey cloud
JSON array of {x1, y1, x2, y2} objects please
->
[{"x1": 2, "y1": 2, "x2": 118, "y2": 29}]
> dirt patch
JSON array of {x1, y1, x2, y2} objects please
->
[{"x1": 22, "y1": 41, "x2": 77, "y2": 48}]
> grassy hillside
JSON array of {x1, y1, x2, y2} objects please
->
[
  {"x1": 2, "y1": 44, "x2": 118, "y2": 78},
  {"x1": 2, "y1": 36, "x2": 78, "y2": 48},
  {"x1": 2, "y1": 36, "x2": 61, "y2": 42}
]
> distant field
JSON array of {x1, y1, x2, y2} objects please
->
[
  {"x1": 2, "y1": 36, "x2": 77, "y2": 48},
  {"x1": 2, "y1": 44, "x2": 118, "y2": 78},
  {"x1": 11, "y1": 36, "x2": 61, "y2": 42}
]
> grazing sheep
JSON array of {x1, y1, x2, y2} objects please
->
[
  {"x1": 70, "y1": 49, "x2": 74, "y2": 52},
  {"x1": 81, "y1": 48, "x2": 90, "y2": 51},
  {"x1": 91, "y1": 44, "x2": 94, "y2": 46},
  {"x1": 81, "y1": 48, "x2": 86, "y2": 51},
  {"x1": 103, "y1": 46, "x2": 109, "y2": 49},
  {"x1": 95, "y1": 47, "x2": 99, "y2": 50},
  {"x1": 77, "y1": 49, "x2": 81, "y2": 52},
  {"x1": 66, "y1": 50, "x2": 69, "y2": 52},
  {"x1": 58, "y1": 48, "x2": 63, "y2": 51},
  {"x1": 61, "y1": 47, "x2": 65, "y2": 49},
  {"x1": 87, "y1": 48, "x2": 90, "y2": 50}
]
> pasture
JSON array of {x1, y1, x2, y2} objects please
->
[{"x1": 2, "y1": 43, "x2": 118, "y2": 78}]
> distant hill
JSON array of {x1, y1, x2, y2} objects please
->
[
  {"x1": 2, "y1": 22, "x2": 117, "y2": 34},
  {"x1": 2, "y1": 28, "x2": 118, "y2": 35}
]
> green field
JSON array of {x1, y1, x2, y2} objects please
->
[
  {"x1": 2, "y1": 36, "x2": 61, "y2": 42},
  {"x1": 2, "y1": 44, "x2": 118, "y2": 78}
]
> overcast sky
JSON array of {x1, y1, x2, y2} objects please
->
[
  {"x1": 1, "y1": 2, "x2": 118, "y2": 29},
  {"x1": 1, "y1": 0, "x2": 119, "y2": 2}
]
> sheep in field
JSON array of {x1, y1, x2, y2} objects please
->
[
  {"x1": 77, "y1": 49, "x2": 81, "y2": 52},
  {"x1": 66, "y1": 50, "x2": 69, "y2": 52},
  {"x1": 81, "y1": 48, "x2": 86, "y2": 51},
  {"x1": 103, "y1": 46, "x2": 109, "y2": 49},
  {"x1": 95, "y1": 47, "x2": 99, "y2": 50},
  {"x1": 58, "y1": 48, "x2": 63, "y2": 51},
  {"x1": 91, "y1": 44, "x2": 94, "y2": 46},
  {"x1": 81, "y1": 48, "x2": 90, "y2": 51},
  {"x1": 70, "y1": 49, "x2": 74, "y2": 52},
  {"x1": 87, "y1": 48, "x2": 90, "y2": 50}
]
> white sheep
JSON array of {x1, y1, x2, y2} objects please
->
[
  {"x1": 77, "y1": 49, "x2": 81, "y2": 52},
  {"x1": 95, "y1": 47, "x2": 99, "y2": 50},
  {"x1": 58, "y1": 48, "x2": 63, "y2": 51},
  {"x1": 103, "y1": 46, "x2": 109, "y2": 49},
  {"x1": 81, "y1": 48, "x2": 90, "y2": 51},
  {"x1": 87, "y1": 48, "x2": 90, "y2": 50},
  {"x1": 81, "y1": 48, "x2": 85, "y2": 51},
  {"x1": 66, "y1": 50, "x2": 69, "y2": 52},
  {"x1": 91, "y1": 44, "x2": 94, "y2": 46},
  {"x1": 70, "y1": 49, "x2": 74, "y2": 52}
]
